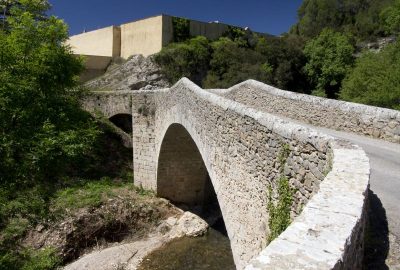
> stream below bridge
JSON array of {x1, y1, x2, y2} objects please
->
[
  {"x1": 137, "y1": 227, "x2": 235, "y2": 270},
  {"x1": 138, "y1": 197, "x2": 236, "y2": 270}
]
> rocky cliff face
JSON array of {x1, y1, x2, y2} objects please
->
[{"x1": 86, "y1": 55, "x2": 170, "y2": 91}]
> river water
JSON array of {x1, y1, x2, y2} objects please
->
[{"x1": 138, "y1": 228, "x2": 235, "y2": 270}]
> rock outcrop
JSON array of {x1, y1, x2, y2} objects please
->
[{"x1": 85, "y1": 55, "x2": 169, "y2": 91}]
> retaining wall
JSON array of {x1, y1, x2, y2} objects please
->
[
  {"x1": 67, "y1": 26, "x2": 121, "y2": 57},
  {"x1": 120, "y1": 16, "x2": 164, "y2": 58}
]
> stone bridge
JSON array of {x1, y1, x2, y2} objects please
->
[{"x1": 83, "y1": 78, "x2": 400, "y2": 270}]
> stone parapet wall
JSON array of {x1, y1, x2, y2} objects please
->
[
  {"x1": 81, "y1": 91, "x2": 133, "y2": 117},
  {"x1": 222, "y1": 80, "x2": 400, "y2": 143},
  {"x1": 246, "y1": 142, "x2": 369, "y2": 270}
]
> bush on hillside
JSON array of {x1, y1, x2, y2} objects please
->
[
  {"x1": 340, "y1": 40, "x2": 400, "y2": 110},
  {"x1": 154, "y1": 36, "x2": 211, "y2": 85},
  {"x1": 291, "y1": 0, "x2": 394, "y2": 40},
  {"x1": 381, "y1": 0, "x2": 400, "y2": 35},
  {"x1": 304, "y1": 28, "x2": 355, "y2": 98},
  {"x1": 203, "y1": 37, "x2": 271, "y2": 88}
]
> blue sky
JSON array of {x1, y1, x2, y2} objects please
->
[{"x1": 49, "y1": 0, "x2": 303, "y2": 36}]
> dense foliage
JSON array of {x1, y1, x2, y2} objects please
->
[
  {"x1": 0, "y1": 0, "x2": 100, "y2": 189},
  {"x1": 340, "y1": 40, "x2": 400, "y2": 109},
  {"x1": 0, "y1": 1, "x2": 124, "y2": 268},
  {"x1": 291, "y1": 0, "x2": 394, "y2": 40},
  {"x1": 256, "y1": 35, "x2": 311, "y2": 93},
  {"x1": 172, "y1": 17, "x2": 191, "y2": 42},
  {"x1": 381, "y1": 0, "x2": 400, "y2": 35},
  {"x1": 154, "y1": 36, "x2": 211, "y2": 86},
  {"x1": 304, "y1": 28, "x2": 354, "y2": 98},
  {"x1": 203, "y1": 37, "x2": 271, "y2": 89},
  {"x1": 155, "y1": 33, "x2": 311, "y2": 93}
]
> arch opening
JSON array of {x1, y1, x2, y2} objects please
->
[
  {"x1": 157, "y1": 124, "x2": 226, "y2": 234},
  {"x1": 109, "y1": 114, "x2": 132, "y2": 134}
]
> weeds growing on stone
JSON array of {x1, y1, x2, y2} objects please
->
[
  {"x1": 267, "y1": 143, "x2": 294, "y2": 243},
  {"x1": 267, "y1": 176, "x2": 294, "y2": 243}
]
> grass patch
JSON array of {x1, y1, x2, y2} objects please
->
[
  {"x1": 51, "y1": 177, "x2": 136, "y2": 213},
  {"x1": 20, "y1": 248, "x2": 61, "y2": 270},
  {"x1": 0, "y1": 218, "x2": 30, "y2": 245},
  {"x1": 0, "y1": 247, "x2": 61, "y2": 270}
]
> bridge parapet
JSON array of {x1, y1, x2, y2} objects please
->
[
  {"x1": 246, "y1": 140, "x2": 369, "y2": 269},
  {"x1": 222, "y1": 80, "x2": 400, "y2": 143}
]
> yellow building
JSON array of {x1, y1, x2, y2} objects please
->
[
  {"x1": 67, "y1": 14, "x2": 269, "y2": 59},
  {"x1": 67, "y1": 15, "x2": 269, "y2": 81}
]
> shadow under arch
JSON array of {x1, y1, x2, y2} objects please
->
[
  {"x1": 157, "y1": 123, "x2": 227, "y2": 235},
  {"x1": 109, "y1": 113, "x2": 132, "y2": 134}
]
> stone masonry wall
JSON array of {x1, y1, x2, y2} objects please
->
[
  {"x1": 153, "y1": 79, "x2": 333, "y2": 269},
  {"x1": 131, "y1": 92, "x2": 158, "y2": 189},
  {"x1": 222, "y1": 80, "x2": 400, "y2": 143},
  {"x1": 81, "y1": 91, "x2": 132, "y2": 118},
  {"x1": 81, "y1": 90, "x2": 159, "y2": 189},
  {"x1": 157, "y1": 123, "x2": 210, "y2": 206},
  {"x1": 246, "y1": 142, "x2": 369, "y2": 270}
]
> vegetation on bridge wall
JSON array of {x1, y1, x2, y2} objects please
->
[{"x1": 267, "y1": 143, "x2": 294, "y2": 243}]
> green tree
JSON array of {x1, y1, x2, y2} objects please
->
[
  {"x1": 154, "y1": 36, "x2": 211, "y2": 85},
  {"x1": 256, "y1": 35, "x2": 310, "y2": 93},
  {"x1": 0, "y1": 1, "x2": 99, "y2": 198},
  {"x1": 0, "y1": 1, "x2": 101, "y2": 267},
  {"x1": 291, "y1": 0, "x2": 394, "y2": 40},
  {"x1": 381, "y1": 0, "x2": 400, "y2": 34},
  {"x1": 293, "y1": 0, "x2": 341, "y2": 38},
  {"x1": 304, "y1": 28, "x2": 354, "y2": 98},
  {"x1": 340, "y1": 40, "x2": 400, "y2": 109},
  {"x1": 203, "y1": 37, "x2": 271, "y2": 88}
]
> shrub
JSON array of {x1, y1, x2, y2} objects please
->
[
  {"x1": 154, "y1": 36, "x2": 211, "y2": 85},
  {"x1": 340, "y1": 40, "x2": 400, "y2": 110}
]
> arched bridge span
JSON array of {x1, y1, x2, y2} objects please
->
[{"x1": 81, "y1": 78, "x2": 400, "y2": 269}]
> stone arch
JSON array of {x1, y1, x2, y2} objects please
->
[
  {"x1": 109, "y1": 113, "x2": 132, "y2": 134},
  {"x1": 157, "y1": 123, "x2": 211, "y2": 207}
]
